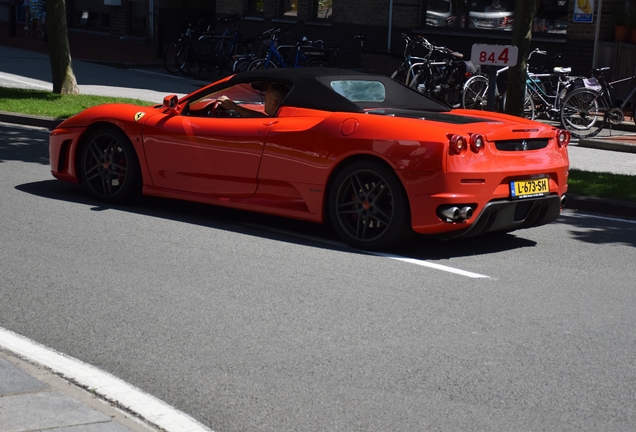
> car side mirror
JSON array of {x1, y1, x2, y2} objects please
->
[{"x1": 162, "y1": 95, "x2": 180, "y2": 114}]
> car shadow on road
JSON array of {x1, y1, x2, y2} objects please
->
[{"x1": 17, "y1": 179, "x2": 543, "y2": 260}]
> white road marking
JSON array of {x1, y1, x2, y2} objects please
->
[
  {"x1": 373, "y1": 252, "x2": 490, "y2": 278},
  {"x1": 241, "y1": 223, "x2": 490, "y2": 278},
  {"x1": 562, "y1": 211, "x2": 636, "y2": 224},
  {"x1": 0, "y1": 327, "x2": 214, "y2": 432}
]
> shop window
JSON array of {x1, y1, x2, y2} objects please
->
[
  {"x1": 313, "y1": 0, "x2": 333, "y2": 20},
  {"x1": 280, "y1": 0, "x2": 298, "y2": 17},
  {"x1": 534, "y1": 0, "x2": 568, "y2": 33},
  {"x1": 426, "y1": 0, "x2": 467, "y2": 27},
  {"x1": 248, "y1": 0, "x2": 264, "y2": 14},
  {"x1": 423, "y1": 0, "x2": 568, "y2": 34}
]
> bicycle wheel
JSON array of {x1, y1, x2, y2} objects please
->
[
  {"x1": 462, "y1": 75, "x2": 489, "y2": 110},
  {"x1": 184, "y1": 45, "x2": 216, "y2": 80},
  {"x1": 304, "y1": 59, "x2": 330, "y2": 68},
  {"x1": 560, "y1": 88, "x2": 606, "y2": 138},
  {"x1": 523, "y1": 87, "x2": 535, "y2": 120},
  {"x1": 164, "y1": 41, "x2": 188, "y2": 74},
  {"x1": 442, "y1": 84, "x2": 463, "y2": 109},
  {"x1": 247, "y1": 58, "x2": 277, "y2": 71},
  {"x1": 233, "y1": 56, "x2": 254, "y2": 73}
]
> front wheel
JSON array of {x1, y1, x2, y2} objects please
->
[
  {"x1": 164, "y1": 41, "x2": 188, "y2": 74},
  {"x1": 328, "y1": 160, "x2": 412, "y2": 250},
  {"x1": 79, "y1": 127, "x2": 141, "y2": 203},
  {"x1": 560, "y1": 88, "x2": 606, "y2": 138}
]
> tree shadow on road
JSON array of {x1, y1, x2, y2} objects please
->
[
  {"x1": 553, "y1": 211, "x2": 636, "y2": 248},
  {"x1": 0, "y1": 124, "x2": 49, "y2": 165}
]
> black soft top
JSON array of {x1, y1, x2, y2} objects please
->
[{"x1": 226, "y1": 67, "x2": 450, "y2": 113}]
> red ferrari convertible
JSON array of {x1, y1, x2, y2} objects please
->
[{"x1": 49, "y1": 68, "x2": 570, "y2": 250}]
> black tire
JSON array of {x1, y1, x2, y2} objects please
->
[
  {"x1": 164, "y1": 41, "x2": 187, "y2": 74},
  {"x1": 462, "y1": 75, "x2": 489, "y2": 110},
  {"x1": 442, "y1": 84, "x2": 463, "y2": 109},
  {"x1": 523, "y1": 88, "x2": 536, "y2": 120},
  {"x1": 304, "y1": 59, "x2": 330, "y2": 68},
  {"x1": 560, "y1": 87, "x2": 606, "y2": 138},
  {"x1": 79, "y1": 127, "x2": 141, "y2": 204},
  {"x1": 182, "y1": 42, "x2": 218, "y2": 80},
  {"x1": 502, "y1": 87, "x2": 535, "y2": 119},
  {"x1": 247, "y1": 58, "x2": 277, "y2": 71},
  {"x1": 328, "y1": 160, "x2": 412, "y2": 250}
]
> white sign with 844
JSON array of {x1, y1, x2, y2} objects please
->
[{"x1": 470, "y1": 44, "x2": 518, "y2": 67}]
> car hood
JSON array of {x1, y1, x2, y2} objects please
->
[{"x1": 56, "y1": 103, "x2": 162, "y2": 129}]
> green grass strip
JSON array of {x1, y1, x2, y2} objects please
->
[
  {"x1": 568, "y1": 169, "x2": 636, "y2": 202},
  {"x1": 0, "y1": 87, "x2": 154, "y2": 119}
]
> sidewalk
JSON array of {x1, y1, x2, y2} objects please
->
[
  {"x1": 0, "y1": 350, "x2": 160, "y2": 432},
  {"x1": 0, "y1": 20, "x2": 162, "y2": 68}
]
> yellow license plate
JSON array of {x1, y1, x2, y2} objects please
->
[{"x1": 510, "y1": 178, "x2": 549, "y2": 198}]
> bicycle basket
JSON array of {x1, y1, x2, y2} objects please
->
[{"x1": 571, "y1": 77, "x2": 602, "y2": 91}]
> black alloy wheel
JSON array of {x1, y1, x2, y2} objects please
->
[
  {"x1": 79, "y1": 127, "x2": 141, "y2": 203},
  {"x1": 329, "y1": 160, "x2": 411, "y2": 250}
]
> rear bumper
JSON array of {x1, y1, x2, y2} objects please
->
[{"x1": 436, "y1": 194, "x2": 562, "y2": 239}]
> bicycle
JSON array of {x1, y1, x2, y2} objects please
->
[
  {"x1": 247, "y1": 28, "x2": 336, "y2": 70},
  {"x1": 391, "y1": 33, "x2": 473, "y2": 108},
  {"x1": 353, "y1": 34, "x2": 403, "y2": 76},
  {"x1": 163, "y1": 19, "x2": 209, "y2": 75},
  {"x1": 461, "y1": 49, "x2": 576, "y2": 120},
  {"x1": 560, "y1": 67, "x2": 636, "y2": 138},
  {"x1": 185, "y1": 14, "x2": 244, "y2": 79}
]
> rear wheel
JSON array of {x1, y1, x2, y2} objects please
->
[
  {"x1": 462, "y1": 75, "x2": 489, "y2": 110},
  {"x1": 560, "y1": 87, "x2": 606, "y2": 138},
  {"x1": 247, "y1": 58, "x2": 277, "y2": 71},
  {"x1": 522, "y1": 87, "x2": 536, "y2": 120},
  {"x1": 79, "y1": 127, "x2": 141, "y2": 203},
  {"x1": 503, "y1": 87, "x2": 535, "y2": 120},
  {"x1": 328, "y1": 160, "x2": 411, "y2": 250},
  {"x1": 304, "y1": 59, "x2": 330, "y2": 68},
  {"x1": 185, "y1": 51, "x2": 217, "y2": 80}
]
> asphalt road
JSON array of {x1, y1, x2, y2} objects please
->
[{"x1": 2, "y1": 122, "x2": 636, "y2": 431}]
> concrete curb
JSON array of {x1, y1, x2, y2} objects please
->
[
  {"x1": 566, "y1": 194, "x2": 636, "y2": 219},
  {"x1": 0, "y1": 110, "x2": 63, "y2": 129},
  {"x1": 578, "y1": 138, "x2": 636, "y2": 153}
]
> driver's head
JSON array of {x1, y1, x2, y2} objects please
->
[{"x1": 264, "y1": 83, "x2": 289, "y2": 116}]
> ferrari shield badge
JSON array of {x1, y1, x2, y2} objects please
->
[{"x1": 134, "y1": 112, "x2": 145, "y2": 122}]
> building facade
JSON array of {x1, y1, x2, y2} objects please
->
[{"x1": 1, "y1": 0, "x2": 633, "y2": 95}]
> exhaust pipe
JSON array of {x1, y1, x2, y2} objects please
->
[
  {"x1": 561, "y1": 194, "x2": 567, "y2": 208},
  {"x1": 440, "y1": 207, "x2": 460, "y2": 221},
  {"x1": 460, "y1": 206, "x2": 474, "y2": 220}
]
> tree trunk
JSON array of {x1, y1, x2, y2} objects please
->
[
  {"x1": 504, "y1": 0, "x2": 535, "y2": 117},
  {"x1": 46, "y1": 0, "x2": 79, "y2": 94}
]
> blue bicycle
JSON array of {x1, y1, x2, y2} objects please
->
[{"x1": 247, "y1": 28, "x2": 335, "y2": 70}]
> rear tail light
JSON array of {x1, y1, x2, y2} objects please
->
[
  {"x1": 470, "y1": 133, "x2": 485, "y2": 153},
  {"x1": 556, "y1": 129, "x2": 570, "y2": 148},
  {"x1": 447, "y1": 134, "x2": 467, "y2": 155}
]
